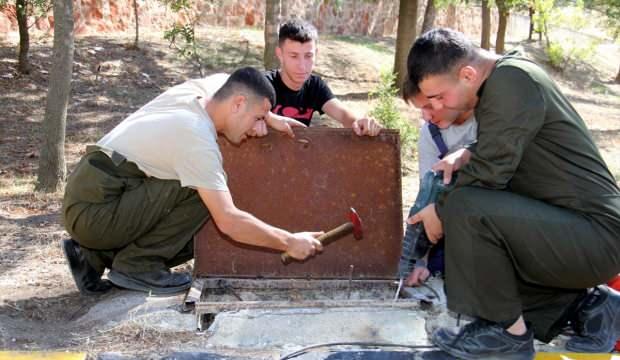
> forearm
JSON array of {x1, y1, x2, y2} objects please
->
[
  {"x1": 218, "y1": 208, "x2": 291, "y2": 252},
  {"x1": 266, "y1": 111, "x2": 285, "y2": 125},
  {"x1": 323, "y1": 99, "x2": 357, "y2": 128},
  {"x1": 336, "y1": 110, "x2": 357, "y2": 128}
]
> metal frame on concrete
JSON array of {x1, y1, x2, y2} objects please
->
[{"x1": 185, "y1": 277, "x2": 421, "y2": 330}]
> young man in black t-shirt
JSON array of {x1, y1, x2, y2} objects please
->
[{"x1": 251, "y1": 19, "x2": 382, "y2": 137}]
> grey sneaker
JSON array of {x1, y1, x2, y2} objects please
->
[
  {"x1": 566, "y1": 285, "x2": 620, "y2": 353},
  {"x1": 108, "y1": 269, "x2": 191, "y2": 295},
  {"x1": 431, "y1": 319, "x2": 535, "y2": 360}
]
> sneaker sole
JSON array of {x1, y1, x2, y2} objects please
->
[
  {"x1": 108, "y1": 270, "x2": 191, "y2": 295},
  {"x1": 565, "y1": 340, "x2": 615, "y2": 353},
  {"x1": 434, "y1": 341, "x2": 535, "y2": 360}
]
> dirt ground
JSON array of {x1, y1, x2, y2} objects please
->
[{"x1": 0, "y1": 25, "x2": 619, "y2": 357}]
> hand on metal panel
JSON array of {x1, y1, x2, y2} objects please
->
[{"x1": 352, "y1": 117, "x2": 382, "y2": 137}]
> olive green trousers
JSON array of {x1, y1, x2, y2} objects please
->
[
  {"x1": 63, "y1": 149, "x2": 210, "y2": 274},
  {"x1": 442, "y1": 186, "x2": 620, "y2": 342}
]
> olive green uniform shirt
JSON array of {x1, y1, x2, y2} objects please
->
[{"x1": 439, "y1": 54, "x2": 620, "y2": 232}]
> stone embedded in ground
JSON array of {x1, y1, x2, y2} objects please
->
[{"x1": 75, "y1": 290, "x2": 192, "y2": 332}]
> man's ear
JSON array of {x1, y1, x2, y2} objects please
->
[
  {"x1": 275, "y1": 46, "x2": 283, "y2": 63},
  {"x1": 230, "y1": 94, "x2": 247, "y2": 114},
  {"x1": 459, "y1": 66, "x2": 478, "y2": 83}
]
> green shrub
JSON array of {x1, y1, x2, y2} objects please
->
[
  {"x1": 544, "y1": 0, "x2": 600, "y2": 71},
  {"x1": 547, "y1": 42, "x2": 565, "y2": 69},
  {"x1": 369, "y1": 71, "x2": 418, "y2": 158},
  {"x1": 546, "y1": 39, "x2": 598, "y2": 71}
]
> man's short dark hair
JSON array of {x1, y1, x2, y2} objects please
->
[
  {"x1": 213, "y1": 67, "x2": 276, "y2": 107},
  {"x1": 406, "y1": 28, "x2": 476, "y2": 88},
  {"x1": 278, "y1": 19, "x2": 318, "y2": 45}
]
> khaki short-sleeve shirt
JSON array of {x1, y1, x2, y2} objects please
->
[{"x1": 97, "y1": 74, "x2": 230, "y2": 191}]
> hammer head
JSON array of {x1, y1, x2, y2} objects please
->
[{"x1": 348, "y1": 207, "x2": 363, "y2": 240}]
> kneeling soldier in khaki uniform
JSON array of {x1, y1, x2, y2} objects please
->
[{"x1": 62, "y1": 67, "x2": 323, "y2": 295}]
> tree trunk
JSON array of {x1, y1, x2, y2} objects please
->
[
  {"x1": 36, "y1": 0, "x2": 74, "y2": 193},
  {"x1": 528, "y1": 6, "x2": 535, "y2": 41},
  {"x1": 369, "y1": 0, "x2": 387, "y2": 37},
  {"x1": 383, "y1": 0, "x2": 399, "y2": 35},
  {"x1": 74, "y1": 0, "x2": 84, "y2": 29},
  {"x1": 133, "y1": 0, "x2": 139, "y2": 48},
  {"x1": 615, "y1": 65, "x2": 620, "y2": 84},
  {"x1": 263, "y1": 0, "x2": 279, "y2": 70},
  {"x1": 101, "y1": 0, "x2": 110, "y2": 20},
  {"x1": 481, "y1": 0, "x2": 491, "y2": 50},
  {"x1": 542, "y1": 21, "x2": 550, "y2": 48},
  {"x1": 446, "y1": 4, "x2": 457, "y2": 29},
  {"x1": 495, "y1": 0, "x2": 509, "y2": 54},
  {"x1": 421, "y1": 0, "x2": 436, "y2": 34},
  {"x1": 394, "y1": 0, "x2": 419, "y2": 90},
  {"x1": 280, "y1": 0, "x2": 288, "y2": 20},
  {"x1": 16, "y1": 0, "x2": 30, "y2": 74}
]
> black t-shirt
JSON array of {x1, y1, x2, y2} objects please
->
[{"x1": 264, "y1": 69, "x2": 335, "y2": 126}]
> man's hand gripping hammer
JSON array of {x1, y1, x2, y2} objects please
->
[{"x1": 281, "y1": 207, "x2": 363, "y2": 264}]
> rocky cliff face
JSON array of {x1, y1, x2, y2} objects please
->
[
  {"x1": 0, "y1": 0, "x2": 404, "y2": 36},
  {"x1": 1, "y1": 0, "x2": 493, "y2": 40}
]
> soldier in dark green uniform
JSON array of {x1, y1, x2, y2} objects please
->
[{"x1": 404, "y1": 28, "x2": 620, "y2": 359}]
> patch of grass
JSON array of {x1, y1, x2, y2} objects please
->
[
  {"x1": 0, "y1": 175, "x2": 37, "y2": 197},
  {"x1": 204, "y1": 41, "x2": 263, "y2": 70},
  {"x1": 327, "y1": 34, "x2": 393, "y2": 55},
  {"x1": 0, "y1": 174, "x2": 63, "y2": 216},
  {"x1": 591, "y1": 82, "x2": 609, "y2": 95}
]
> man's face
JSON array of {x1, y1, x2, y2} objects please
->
[
  {"x1": 227, "y1": 97, "x2": 271, "y2": 144},
  {"x1": 418, "y1": 71, "x2": 476, "y2": 114},
  {"x1": 411, "y1": 93, "x2": 467, "y2": 129},
  {"x1": 276, "y1": 39, "x2": 316, "y2": 86}
]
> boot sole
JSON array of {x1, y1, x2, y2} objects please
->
[{"x1": 108, "y1": 270, "x2": 191, "y2": 295}]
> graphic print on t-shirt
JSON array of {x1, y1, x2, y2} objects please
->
[{"x1": 272, "y1": 105, "x2": 314, "y2": 123}]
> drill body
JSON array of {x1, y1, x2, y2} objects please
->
[{"x1": 398, "y1": 171, "x2": 455, "y2": 278}]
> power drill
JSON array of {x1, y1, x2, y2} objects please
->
[{"x1": 398, "y1": 170, "x2": 456, "y2": 279}]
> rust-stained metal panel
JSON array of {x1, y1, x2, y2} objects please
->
[{"x1": 194, "y1": 128, "x2": 403, "y2": 279}]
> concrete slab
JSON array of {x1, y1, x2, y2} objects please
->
[
  {"x1": 206, "y1": 307, "x2": 431, "y2": 350},
  {"x1": 75, "y1": 290, "x2": 193, "y2": 332}
]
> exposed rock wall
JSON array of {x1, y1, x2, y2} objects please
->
[{"x1": 1, "y1": 0, "x2": 503, "y2": 41}]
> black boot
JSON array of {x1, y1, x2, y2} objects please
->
[
  {"x1": 431, "y1": 319, "x2": 535, "y2": 360},
  {"x1": 566, "y1": 285, "x2": 620, "y2": 353},
  {"x1": 107, "y1": 269, "x2": 191, "y2": 295},
  {"x1": 61, "y1": 239, "x2": 113, "y2": 295}
]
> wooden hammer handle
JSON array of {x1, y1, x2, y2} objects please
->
[{"x1": 281, "y1": 222, "x2": 354, "y2": 264}]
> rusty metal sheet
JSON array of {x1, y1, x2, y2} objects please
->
[{"x1": 194, "y1": 128, "x2": 403, "y2": 279}]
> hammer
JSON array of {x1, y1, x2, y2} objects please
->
[{"x1": 281, "y1": 207, "x2": 363, "y2": 264}]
